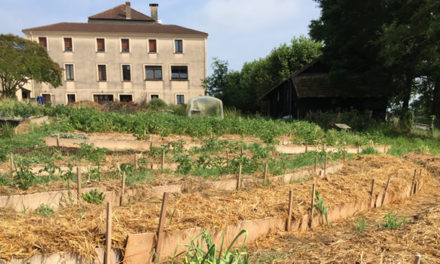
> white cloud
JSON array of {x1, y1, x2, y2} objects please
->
[{"x1": 200, "y1": 0, "x2": 301, "y2": 32}]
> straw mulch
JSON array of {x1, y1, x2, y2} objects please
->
[
  {"x1": 0, "y1": 155, "x2": 431, "y2": 261},
  {"x1": 249, "y1": 161, "x2": 440, "y2": 263}
]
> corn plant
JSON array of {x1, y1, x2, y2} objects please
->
[
  {"x1": 314, "y1": 191, "x2": 329, "y2": 225},
  {"x1": 35, "y1": 203, "x2": 55, "y2": 216},
  {"x1": 355, "y1": 216, "x2": 367, "y2": 232},
  {"x1": 383, "y1": 212, "x2": 407, "y2": 229},
  {"x1": 172, "y1": 230, "x2": 249, "y2": 264}
]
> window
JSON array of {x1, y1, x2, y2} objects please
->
[
  {"x1": 121, "y1": 39, "x2": 129, "y2": 52},
  {"x1": 42, "y1": 94, "x2": 51, "y2": 104},
  {"x1": 151, "y1": 94, "x2": 159, "y2": 100},
  {"x1": 38, "y1": 37, "x2": 47, "y2": 49},
  {"x1": 97, "y1": 38, "x2": 105, "y2": 52},
  {"x1": 98, "y1": 65, "x2": 107, "y2": 81},
  {"x1": 64, "y1": 38, "x2": 72, "y2": 51},
  {"x1": 67, "y1": 94, "x2": 76, "y2": 104},
  {"x1": 145, "y1": 66, "x2": 162, "y2": 80},
  {"x1": 120, "y1": 95, "x2": 133, "y2": 102},
  {"x1": 175, "y1": 40, "x2": 183, "y2": 53},
  {"x1": 176, "y1": 95, "x2": 185, "y2": 104},
  {"x1": 93, "y1": 94, "x2": 114, "y2": 104},
  {"x1": 171, "y1": 66, "x2": 188, "y2": 80},
  {"x1": 65, "y1": 64, "x2": 74, "y2": 81},
  {"x1": 149, "y1": 39, "x2": 157, "y2": 53},
  {"x1": 122, "y1": 65, "x2": 131, "y2": 81}
]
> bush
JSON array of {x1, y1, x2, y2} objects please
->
[
  {"x1": 145, "y1": 98, "x2": 167, "y2": 112},
  {"x1": 0, "y1": 123, "x2": 15, "y2": 138},
  {"x1": 35, "y1": 203, "x2": 55, "y2": 216},
  {"x1": 82, "y1": 189, "x2": 105, "y2": 204}
]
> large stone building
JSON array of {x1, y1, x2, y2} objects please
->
[{"x1": 22, "y1": 2, "x2": 208, "y2": 105}]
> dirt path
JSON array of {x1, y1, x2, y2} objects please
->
[{"x1": 249, "y1": 155, "x2": 440, "y2": 263}]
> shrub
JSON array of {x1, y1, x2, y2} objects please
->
[
  {"x1": 145, "y1": 98, "x2": 167, "y2": 112},
  {"x1": 35, "y1": 203, "x2": 55, "y2": 216},
  {"x1": 399, "y1": 111, "x2": 414, "y2": 133},
  {"x1": 82, "y1": 189, "x2": 105, "y2": 204},
  {"x1": 0, "y1": 123, "x2": 15, "y2": 139}
]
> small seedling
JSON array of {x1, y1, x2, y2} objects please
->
[
  {"x1": 314, "y1": 191, "x2": 329, "y2": 225},
  {"x1": 36, "y1": 203, "x2": 55, "y2": 216},
  {"x1": 383, "y1": 212, "x2": 407, "y2": 229},
  {"x1": 82, "y1": 189, "x2": 106, "y2": 204},
  {"x1": 355, "y1": 216, "x2": 368, "y2": 232}
]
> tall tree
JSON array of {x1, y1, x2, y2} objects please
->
[{"x1": 0, "y1": 34, "x2": 62, "y2": 98}]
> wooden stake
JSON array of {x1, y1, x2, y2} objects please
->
[
  {"x1": 56, "y1": 135, "x2": 60, "y2": 147},
  {"x1": 413, "y1": 254, "x2": 421, "y2": 264},
  {"x1": 324, "y1": 152, "x2": 327, "y2": 177},
  {"x1": 9, "y1": 153, "x2": 14, "y2": 173},
  {"x1": 411, "y1": 169, "x2": 417, "y2": 196},
  {"x1": 305, "y1": 143, "x2": 308, "y2": 153},
  {"x1": 240, "y1": 146, "x2": 244, "y2": 155},
  {"x1": 105, "y1": 202, "x2": 112, "y2": 264},
  {"x1": 310, "y1": 184, "x2": 316, "y2": 228},
  {"x1": 263, "y1": 163, "x2": 268, "y2": 184},
  {"x1": 120, "y1": 171, "x2": 126, "y2": 206},
  {"x1": 236, "y1": 164, "x2": 242, "y2": 190},
  {"x1": 286, "y1": 189, "x2": 294, "y2": 231},
  {"x1": 357, "y1": 145, "x2": 361, "y2": 154},
  {"x1": 155, "y1": 192, "x2": 169, "y2": 261},
  {"x1": 161, "y1": 149, "x2": 165, "y2": 170},
  {"x1": 344, "y1": 151, "x2": 347, "y2": 162},
  {"x1": 419, "y1": 168, "x2": 422, "y2": 178},
  {"x1": 382, "y1": 176, "x2": 391, "y2": 205},
  {"x1": 314, "y1": 156, "x2": 318, "y2": 173},
  {"x1": 77, "y1": 167, "x2": 81, "y2": 203},
  {"x1": 134, "y1": 154, "x2": 138, "y2": 169},
  {"x1": 149, "y1": 141, "x2": 153, "y2": 151},
  {"x1": 370, "y1": 179, "x2": 375, "y2": 207}
]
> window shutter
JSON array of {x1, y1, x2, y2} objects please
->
[
  {"x1": 97, "y1": 39, "x2": 105, "y2": 51},
  {"x1": 149, "y1": 40, "x2": 156, "y2": 52}
]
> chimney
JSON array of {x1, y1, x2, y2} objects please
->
[
  {"x1": 150, "y1": 3, "x2": 158, "y2": 21},
  {"x1": 126, "y1": 1, "x2": 131, "y2": 20}
]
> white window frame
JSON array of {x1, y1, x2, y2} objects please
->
[
  {"x1": 174, "y1": 39, "x2": 183, "y2": 54},
  {"x1": 121, "y1": 64, "x2": 132, "y2": 82},
  {"x1": 95, "y1": 37, "x2": 106, "y2": 53},
  {"x1": 66, "y1": 93, "x2": 77, "y2": 104},
  {"x1": 65, "y1": 63, "x2": 75, "y2": 81},
  {"x1": 62, "y1": 36, "x2": 73, "y2": 52},
  {"x1": 97, "y1": 64, "x2": 108, "y2": 82},
  {"x1": 120, "y1": 38, "x2": 131, "y2": 53}
]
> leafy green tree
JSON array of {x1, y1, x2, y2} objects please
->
[
  {"x1": 0, "y1": 34, "x2": 62, "y2": 98},
  {"x1": 204, "y1": 37, "x2": 321, "y2": 112}
]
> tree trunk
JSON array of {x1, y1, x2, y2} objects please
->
[
  {"x1": 433, "y1": 78, "x2": 440, "y2": 121},
  {"x1": 401, "y1": 77, "x2": 413, "y2": 113}
]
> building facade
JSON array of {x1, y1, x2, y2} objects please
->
[{"x1": 22, "y1": 2, "x2": 208, "y2": 105}]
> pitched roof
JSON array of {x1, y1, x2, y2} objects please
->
[
  {"x1": 22, "y1": 22, "x2": 208, "y2": 37},
  {"x1": 88, "y1": 4, "x2": 154, "y2": 21}
]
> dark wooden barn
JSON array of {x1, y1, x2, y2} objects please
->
[{"x1": 261, "y1": 59, "x2": 388, "y2": 119}]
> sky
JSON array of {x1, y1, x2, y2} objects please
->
[{"x1": 0, "y1": 0, "x2": 321, "y2": 72}]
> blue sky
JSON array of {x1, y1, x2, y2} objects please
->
[{"x1": 0, "y1": 0, "x2": 321, "y2": 72}]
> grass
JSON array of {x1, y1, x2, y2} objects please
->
[
  {"x1": 354, "y1": 216, "x2": 368, "y2": 232},
  {"x1": 382, "y1": 212, "x2": 408, "y2": 229}
]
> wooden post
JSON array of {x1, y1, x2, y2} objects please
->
[
  {"x1": 155, "y1": 192, "x2": 169, "y2": 261},
  {"x1": 236, "y1": 164, "x2": 242, "y2": 190},
  {"x1": 324, "y1": 152, "x2": 327, "y2": 177},
  {"x1": 310, "y1": 184, "x2": 316, "y2": 228},
  {"x1": 77, "y1": 167, "x2": 81, "y2": 203},
  {"x1": 314, "y1": 156, "x2": 318, "y2": 173},
  {"x1": 357, "y1": 145, "x2": 361, "y2": 154},
  {"x1": 120, "y1": 171, "x2": 126, "y2": 206},
  {"x1": 56, "y1": 135, "x2": 60, "y2": 147},
  {"x1": 9, "y1": 153, "x2": 14, "y2": 173},
  {"x1": 161, "y1": 149, "x2": 165, "y2": 170},
  {"x1": 286, "y1": 190, "x2": 294, "y2": 231},
  {"x1": 105, "y1": 202, "x2": 112, "y2": 264},
  {"x1": 305, "y1": 143, "x2": 308, "y2": 153},
  {"x1": 419, "y1": 168, "x2": 422, "y2": 177},
  {"x1": 411, "y1": 169, "x2": 417, "y2": 196},
  {"x1": 382, "y1": 176, "x2": 391, "y2": 205},
  {"x1": 370, "y1": 179, "x2": 375, "y2": 207},
  {"x1": 344, "y1": 151, "x2": 347, "y2": 162},
  {"x1": 240, "y1": 146, "x2": 244, "y2": 155},
  {"x1": 149, "y1": 141, "x2": 153, "y2": 151},
  {"x1": 134, "y1": 154, "x2": 138, "y2": 169},
  {"x1": 413, "y1": 254, "x2": 421, "y2": 264},
  {"x1": 263, "y1": 162, "x2": 268, "y2": 184}
]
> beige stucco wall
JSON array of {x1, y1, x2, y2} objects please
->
[{"x1": 23, "y1": 31, "x2": 207, "y2": 105}]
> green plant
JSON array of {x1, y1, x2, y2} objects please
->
[
  {"x1": 35, "y1": 203, "x2": 55, "y2": 216},
  {"x1": 82, "y1": 189, "x2": 105, "y2": 204},
  {"x1": 361, "y1": 147, "x2": 379, "y2": 155},
  {"x1": 382, "y1": 212, "x2": 407, "y2": 229},
  {"x1": 314, "y1": 191, "x2": 329, "y2": 225},
  {"x1": 0, "y1": 123, "x2": 15, "y2": 139},
  {"x1": 172, "y1": 230, "x2": 249, "y2": 264},
  {"x1": 13, "y1": 159, "x2": 37, "y2": 190},
  {"x1": 355, "y1": 216, "x2": 367, "y2": 232},
  {"x1": 430, "y1": 115, "x2": 436, "y2": 137}
]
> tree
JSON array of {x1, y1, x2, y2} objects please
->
[
  {"x1": 309, "y1": 0, "x2": 392, "y2": 98},
  {"x1": 204, "y1": 37, "x2": 321, "y2": 112},
  {"x1": 0, "y1": 34, "x2": 62, "y2": 98}
]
